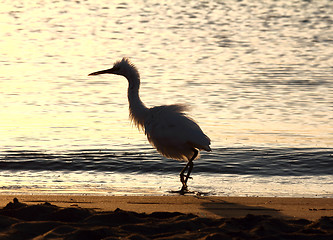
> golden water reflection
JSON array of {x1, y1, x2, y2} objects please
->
[{"x1": 1, "y1": 0, "x2": 332, "y2": 151}]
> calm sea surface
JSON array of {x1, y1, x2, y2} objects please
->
[{"x1": 0, "y1": 0, "x2": 332, "y2": 197}]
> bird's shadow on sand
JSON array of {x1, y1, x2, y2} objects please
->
[{"x1": 198, "y1": 197, "x2": 285, "y2": 219}]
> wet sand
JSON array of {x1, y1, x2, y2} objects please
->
[{"x1": 0, "y1": 195, "x2": 332, "y2": 239}]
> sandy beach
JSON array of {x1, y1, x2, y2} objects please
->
[{"x1": 0, "y1": 195, "x2": 332, "y2": 239}]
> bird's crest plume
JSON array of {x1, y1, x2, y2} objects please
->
[{"x1": 113, "y1": 57, "x2": 140, "y2": 79}]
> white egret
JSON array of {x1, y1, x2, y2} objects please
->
[{"x1": 89, "y1": 58, "x2": 211, "y2": 194}]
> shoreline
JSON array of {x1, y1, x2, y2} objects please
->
[{"x1": 1, "y1": 194, "x2": 332, "y2": 221}]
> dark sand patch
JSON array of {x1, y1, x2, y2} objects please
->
[{"x1": 0, "y1": 198, "x2": 332, "y2": 240}]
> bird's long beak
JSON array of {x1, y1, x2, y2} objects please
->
[{"x1": 88, "y1": 68, "x2": 114, "y2": 76}]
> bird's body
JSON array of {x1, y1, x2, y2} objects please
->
[
  {"x1": 145, "y1": 104, "x2": 211, "y2": 161},
  {"x1": 89, "y1": 58, "x2": 211, "y2": 193}
]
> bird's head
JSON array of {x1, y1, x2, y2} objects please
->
[{"x1": 88, "y1": 58, "x2": 140, "y2": 82}]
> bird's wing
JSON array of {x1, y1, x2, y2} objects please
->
[{"x1": 145, "y1": 106, "x2": 211, "y2": 154}]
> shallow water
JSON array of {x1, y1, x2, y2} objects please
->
[
  {"x1": 0, "y1": 0, "x2": 332, "y2": 196},
  {"x1": 0, "y1": 147, "x2": 332, "y2": 197}
]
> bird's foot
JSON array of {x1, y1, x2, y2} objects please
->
[
  {"x1": 169, "y1": 185, "x2": 193, "y2": 195},
  {"x1": 179, "y1": 185, "x2": 195, "y2": 195},
  {"x1": 180, "y1": 185, "x2": 188, "y2": 194},
  {"x1": 169, "y1": 189, "x2": 192, "y2": 195}
]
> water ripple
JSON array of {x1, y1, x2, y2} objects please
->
[{"x1": 1, "y1": 148, "x2": 332, "y2": 177}]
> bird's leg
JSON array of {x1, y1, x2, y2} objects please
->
[
  {"x1": 180, "y1": 162, "x2": 190, "y2": 191},
  {"x1": 184, "y1": 160, "x2": 194, "y2": 185},
  {"x1": 184, "y1": 149, "x2": 198, "y2": 184},
  {"x1": 180, "y1": 149, "x2": 198, "y2": 194}
]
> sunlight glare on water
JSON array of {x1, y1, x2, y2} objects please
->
[
  {"x1": 0, "y1": 0, "x2": 332, "y2": 198},
  {"x1": 1, "y1": 0, "x2": 332, "y2": 151}
]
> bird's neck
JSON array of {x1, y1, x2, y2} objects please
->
[{"x1": 127, "y1": 78, "x2": 149, "y2": 130}]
